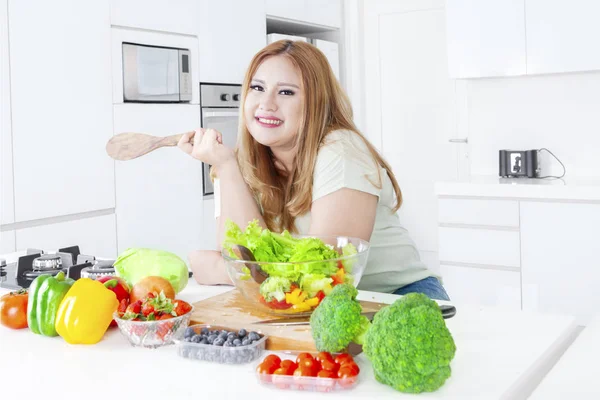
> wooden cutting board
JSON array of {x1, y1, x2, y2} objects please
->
[{"x1": 190, "y1": 289, "x2": 387, "y2": 352}]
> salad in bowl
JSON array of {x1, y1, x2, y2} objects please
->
[{"x1": 221, "y1": 220, "x2": 370, "y2": 315}]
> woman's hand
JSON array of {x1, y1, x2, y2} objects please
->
[
  {"x1": 178, "y1": 128, "x2": 236, "y2": 167},
  {"x1": 188, "y1": 250, "x2": 233, "y2": 286}
]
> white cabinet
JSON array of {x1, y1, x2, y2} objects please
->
[
  {"x1": 198, "y1": 0, "x2": 266, "y2": 84},
  {"x1": 440, "y1": 264, "x2": 521, "y2": 310},
  {"x1": 0, "y1": 230, "x2": 16, "y2": 254},
  {"x1": 8, "y1": 0, "x2": 115, "y2": 222},
  {"x1": 0, "y1": 0, "x2": 14, "y2": 226},
  {"x1": 520, "y1": 201, "x2": 600, "y2": 324},
  {"x1": 15, "y1": 214, "x2": 117, "y2": 259},
  {"x1": 437, "y1": 197, "x2": 521, "y2": 309},
  {"x1": 445, "y1": 0, "x2": 526, "y2": 78},
  {"x1": 110, "y1": 0, "x2": 201, "y2": 36},
  {"x1": 113, "y1": 103, "x2": 203, "y2": 264},
  {"x1": 266, "y1": 0, "x2": 341, "y2": 28},
  {"x1": 526, "y1": 0, "x2": 600, "y2": 75}
]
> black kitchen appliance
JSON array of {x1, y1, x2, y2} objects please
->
[{"x1": 499, "y1": 149, "x2": 540, "y2": 178}]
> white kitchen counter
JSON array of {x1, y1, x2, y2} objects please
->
[
  {"x1": 435, "y1": 175, "x2": 600, "y2": 202},
  {"x1": 0, "y1": 280, "x2": 580, "y2": 400},
  {"x1": 528, "y1": 315, "x2": 600, "y2": 400}
]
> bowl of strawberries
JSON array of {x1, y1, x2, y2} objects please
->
[{"x1": 113, "y1": 289, "x2": 194, "y2": 349}]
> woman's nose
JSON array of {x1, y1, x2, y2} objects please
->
[{"x1": 259, "y1": 92, "x2": 277, "y2": 112}]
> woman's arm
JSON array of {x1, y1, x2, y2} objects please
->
[
  {"x1": 308, "y1": 187, "x2": 378, "y2": 242},
  {"x1": 214, "y1": 160, "x2": 265, "y2": 249}
]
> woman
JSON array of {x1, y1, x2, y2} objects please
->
[{"x1": 178, "y1": 40, "x2": 449, "y2": 301}]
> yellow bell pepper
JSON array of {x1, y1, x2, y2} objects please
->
[
  {"x1": 55, "y1": 278, "x2": 119, "y2": 345},
  {"x1": 285, "y1": 288, "x2": 307, "y2": 305}
]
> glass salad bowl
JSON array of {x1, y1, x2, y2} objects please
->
[{"x1": 222, "y1": 234, "x2": 370, "y2": 317}]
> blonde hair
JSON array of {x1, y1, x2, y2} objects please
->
[{"x1": 217, "y1": 40, "x2": 403, "y2": 233}]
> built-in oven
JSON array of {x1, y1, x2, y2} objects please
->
[{"x1": 200, "y1": 83, "x2": 242, "y2": 196}]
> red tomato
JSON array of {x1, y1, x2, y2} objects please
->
[
  {"x1": 338, "y1": 364, "x2": 359, "y2": 378},
  {"x1": 295, "y1": 352, "x2": 314, "y2": 365},
  {"x1": 340, "y1": 362, "x2": 360, "y2": 375},
  {"x1": 315, "y1": 290, "x2": 326, "y2": 304},
  {"x1": 315, "y1": 351, "x2": 334, "y2": 363},
  {"x1": 0, "y1": 289, "x2": 28, "y2": 329},
  {"x1": 334, "y1": 353, "x2": 354, "y2": 365},
  {"x1": 280, "y1": 359, "x2": 298, "y2": 374},
  {"x1": 257, "y1": 362, "x2": 278, "y2": 383},
  {"x1": 293, "y1": 365, "x2": 317, "y2": 377},
  {"x1": 320, "y1": 358, "x2": 339, "y2": 373},
  {"x1": 317, "y1": 370, "x2": 338, "y2": 379},
  {"x1": 259, "y1": 295, "x2": 293, "y2": 310},
  {"x1": 262, "y1": 354, "x2": 282, "y2": 368},
  {"x1": 298, "y1": 357, "x2": 320, "y2": 374}
]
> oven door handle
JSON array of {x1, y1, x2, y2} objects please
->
[{"x1": 203, "y1": 111, "x2": 239, "y2": 118}]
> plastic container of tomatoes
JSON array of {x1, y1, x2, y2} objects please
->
[{"x1": 255, "y1": 350, "x2": 360, "y2": 392}]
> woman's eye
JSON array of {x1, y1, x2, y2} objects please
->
[
  {"x1": 279, "y1": 89, "x2": 295, "y2": 96},
  {"x1": 250, "y1": 84, "x2": 264, "y2": 92}
]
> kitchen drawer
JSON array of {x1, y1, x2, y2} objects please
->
[
  {"x1": 440, "y1": 264, "x2": 521, "y2": 310},
  {"x1": 439, "y1": 227, "x2": 521, "y2": 267},
  {"x1": 438, "y1": 198, "x2": 519, "y2": 227}
]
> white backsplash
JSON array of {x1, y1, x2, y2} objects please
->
[{"x1": 466, "y1": 70, "x2": 600, "y2": 178}]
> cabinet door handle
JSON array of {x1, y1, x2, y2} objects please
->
[{"x1": 448, "y1": 138, "x2": 468, "y2": 143}]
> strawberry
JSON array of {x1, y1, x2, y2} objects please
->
[
  {"x1": 173, "y1": 300, "x2": 192, "y2": 316},
  {"x1": 141, "y1": 303, "x2": 155, "y2": 317}
]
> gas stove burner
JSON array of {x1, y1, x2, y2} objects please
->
[
  {"x1": 23, "y1": 268, "x2": 64, "y2": 280},
  {"x1": 0, "y1": 259, "x2": 6, "y2": 283},
  {"x1": 32, "y1": 254, "x2": 63, "y2": 271},
  {"x1": 80, "y1": 260, "x2": 116, "y2": 280}
]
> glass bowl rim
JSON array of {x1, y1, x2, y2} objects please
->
[
  {"x1": 112, "y1": 305, "x2": 195, "y2": 325},
  {"x1": 220, "y1": 234, "x2": 370, "y2": 266}
]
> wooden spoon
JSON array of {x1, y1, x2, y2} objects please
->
[
  {"x1": 231, "y1": 244, "x2": 268, "y2": 284},
  {"x1": 106, "y1": 131, "x2": 194, "y2": 161}
]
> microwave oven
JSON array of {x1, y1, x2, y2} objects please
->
[{"x1": 122, "y1": 42, "x2": 192, "y2": 103}]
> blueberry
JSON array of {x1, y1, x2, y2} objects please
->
[
  {"x1": 184, "y1": 327, "x2": 195, "y2": 339},
  {"x1": 241, "y1": 338, "x2": 251, "y2": 346},
  {"x1": 201, "y1": 327, "x2": 209, "y2": 335},
  {"x1": 206, "y1": 335, "x2": 216, "y2": 344},
  {"x1": 223, "y1": 341, "x2": 234, "y2": 347},
  {"x1": 233, "y1": 338, "x2": 242, "y2": 346},
  {"x1": 191, "y1": 335, "x2": 202, "y2": 343},
  {"x1": 199, "y1": 337, "x2": 208, "y2": 345},
  {"x1": 227, "y1": 332, "x2": 237, "y2": 339},
  {"x1": 219, "y1": 331, "x2": 228, "y2": 340},
  {"x1": 238, "y1": 328, "x2": 247, "y2": 338},
  {"x1": 213, "y1": 338, "x2": 225, "y2": 346},
  {"x1": 248, "y1": 332, "x2": 261, "y2": 341}
]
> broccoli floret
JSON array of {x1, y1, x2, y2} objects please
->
[
  {"x1": 363, "y1": 292, "x2": 457, "y2": 394},
  {"x1": 259, "y1": 276, "x2": 292, "y2": 302},
  {"x1": 309, "y1": 283, "x2": 371, "y2": 353}
]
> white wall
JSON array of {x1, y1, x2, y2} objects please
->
[{"x1": 467, "y1": 71, "x2": 600, "y2": 178}]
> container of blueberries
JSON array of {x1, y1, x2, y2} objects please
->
[{"x1": 173, "y1": 324, "x2": 268, "y2": 364}]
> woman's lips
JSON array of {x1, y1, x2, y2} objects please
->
[{"x1": 255, "y1": 116, "x2": 283, "y2": 128}]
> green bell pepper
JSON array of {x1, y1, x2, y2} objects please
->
[{"x1": 27, "y1": 271, "x2": 74, "y2": 337}]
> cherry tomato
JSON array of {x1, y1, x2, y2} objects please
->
[
  {"x1": 338, "y1": 364, "x2": 359, "y2": 378},
  {"x1": 262, "y1": 354, "x2": 282, "y2": 368},
  {"x1": 320, "y1": 358, "x2": 339, "y2": 373},
  {"x1": 340, "y1": 361, "x2": 360, "y2": 375},
  {"x1": 317, "y1": 370, "x2": 338, "y2": 379},
  {"x1": 293, "y1": 365, "x2": 317, "y2": 377},
  {"x1": 280, "y1": 359, "x2": 298, "y2": 374},
  {"x1": 0, "y1": 289, "x2": 28, "y2": 329},
  {"x1": 315, "y1": 351, "x2": 334, "y2": 363},
  {"x1": 334, "y1": 353, "x2": 354, "y2": 365},
  {"x1": 256, "y1": 362, "x2": 278, "y2": 383},
  {"x1": 295, "y1": 352, "x2": 313, "y2": 365},
  {"x1": 298, "y1": 357, "x2": 320, "y2": 374}
]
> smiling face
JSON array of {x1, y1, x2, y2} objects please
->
[{"x1": 243, "y1": 55, "x2": 304, "y2": 151}]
